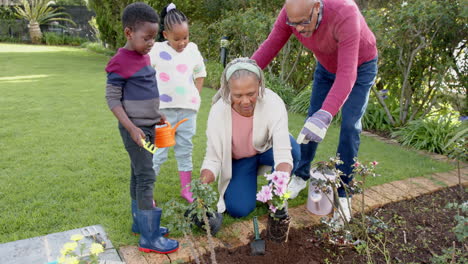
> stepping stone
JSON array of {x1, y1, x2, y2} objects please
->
[
  {"x1": 432, "y1": 172, "x2": 460, "y2": 187},
  {"x1": 119, "y1": 246, "x2": 148, "y2": 264},
  {"x1": 387, "y1": 180, "x2": 424, "y2": 198},
  {"x1": 408, "y1": 177, "x2": 445, "y2": 193},
  {"x1": 291, "y1": 205, "x2": 322, "y2": 228},
  {"x1": 368, "y1": 184, "x2": 408, "y2": 202},
  {"x1": 429, "y1": 153, "x2": 449, "y2": 161},
  {"x1": 364, "y1": 188, "x2": 392, "y2": 207},
  {"x1": 0, "y1": 225, "x2": 122, "y2": 264},
  {"x1": 351, "y1": 194, "x2": 371, "y2": 213}
]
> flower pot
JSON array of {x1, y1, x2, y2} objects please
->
[
  {"x1": 306, "y1": 167, "x2": 336, "y2": 215},
  {"x1": 266, "y1": 208, "x2": 291, "y2": 243}
]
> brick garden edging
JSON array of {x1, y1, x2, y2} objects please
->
[{"x1": 119, "y1": 131, "x2": 467, "y2": 264}]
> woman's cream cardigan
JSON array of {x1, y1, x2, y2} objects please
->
[{"x1": 201, "y1": 88, "x2": 293, "y2": 213}]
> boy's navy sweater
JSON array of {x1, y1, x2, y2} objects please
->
[{"x1": 105, "y1": 48, "x2": 162, "y2": 126}]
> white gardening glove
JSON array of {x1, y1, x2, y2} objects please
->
[{"x1": 297, "y1": 109, "x2": 333, "y2": 144}]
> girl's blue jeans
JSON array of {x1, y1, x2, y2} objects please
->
[
  {"x1": 295, "y1": 57, "x2": 378, "y2": 197},
  {"x1": 224, "y1": 135, "x2": 301, "y2": 218},
  {"x1": 152, "y1": 108, "x2": 197, "y2": 176}
]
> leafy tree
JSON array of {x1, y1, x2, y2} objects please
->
[
  {"x1": 364, "y1": 0, "x2": 467, "y2": 126},
  {"x1": 13, "y1": 0, "x2": 76, "y2": 44}
]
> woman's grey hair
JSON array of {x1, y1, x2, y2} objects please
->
[{"x1": 215, "y1": 57, "x2": 265, "y2": 104}]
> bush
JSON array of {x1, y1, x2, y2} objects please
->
[
  {"x1": 43, "y1": 32, "x2": 87, "y2": 46},
  {"x1": 391, "y1": 115, "x2": 461, "y2": 154},
  {"x1": 63, "y1": 34, "x2": 87, "y2": 46},
  {"x1": 288, "y1": 87, "x2": 311, "y2": 114},
  {"x1": 362, "y1": 95, "x2": 399, "y2": 133},
  {"x1": 43, "y1": 31, "x2": 64, "y2": 45},
  {"x1": 0, "y1": 35, "x2": 23, "y2": 43},
  {"x1": 204, "y1": 60, "x2": 223, "y2": 89},
  {"x1": 264, "y1": 74, "x2": 296, "y2": 108},
  {"x1": 81, "y1": 41, "x2": 115, "y2": 57}
]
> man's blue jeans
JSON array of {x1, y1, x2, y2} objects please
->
[
  {"x1": 295, "y1": 57, "x2": 378, "y2": 197},
  {"x1": 224, "y1": 135, "x2": 301, "y2": 218}
]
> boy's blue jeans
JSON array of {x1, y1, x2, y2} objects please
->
[
  {"x1": 152, "y1": 108, "x2": 197, "y2": 176},
  {"x1": 119, "y1": 123, "x2": 156, "y2": 210},
  {"x1": 295, "y1": 57, "x2": 378, "y2": 198},
  {"x1": 224, "y1": 135, "x2": 301, "y2": 218}
]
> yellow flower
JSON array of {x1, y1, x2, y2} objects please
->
[
  {"x1": 90, "y1": 242, "x2": 104, "y2": 255},
  {"x1": 70, "y1": 234, "x2": 84, "y2": 241},
  {"x1": 58, "y1": 256, "x2": 79, "y2": 264},
  {"x1": 63, "y1": 256, "x2": 79, "y2": 264},
  {"x1": 283, "y1": 191, "x2": 291, "y2": 200},
  {"x1": 60, "y1": 242, "x2": 78, "y2": 255}
]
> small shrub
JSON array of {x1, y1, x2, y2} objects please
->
[
  {"x1": 81, "y1": 42, "x2": 115, "y2": 57},
  {"x1": 43, "y1": 31, "x2": 64, "y2": 45},
  {"x1": 204, "y1": 60, "x2": 223, "y2": 89},
  {"x1": 362, "y1": 96, "x2": 398, "y2": 133},
  {"x1": 0, "y1": 35, "x2": 23, "y2": 43},
  {"x1": 289, "y1": 87, "x2": 311, "y2": 114},
  {"x1": 265, "y1": 74, "x2": 296, "y2": 107},
  {"x1": 391, "y1": 115, "x2": 461, "y2": 154},
  {"x1": 63, "y1": 34, "x2": 87, "y2": 46}
]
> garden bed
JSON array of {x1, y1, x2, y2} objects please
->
[{"x1": 186, "y1": 186, "x2": 466, "y2": 263}]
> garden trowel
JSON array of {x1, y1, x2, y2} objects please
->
[{"x1": 250, "y1": 216, "x2": 265, "y2": 256}]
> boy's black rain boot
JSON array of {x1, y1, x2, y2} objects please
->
[
  {"x1": 131, "y1": 200, "x2": 169, "y2": 236},
  {"x1": 136, "y1": 207, "x2": 179, "y2": 254}
]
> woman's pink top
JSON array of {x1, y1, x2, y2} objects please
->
[
  {"x1": 252, "y1": 0, "x2": 377, "y2": 116},
  {"x1": 231, "y1": 108, "x2": 258, "y2": 160}
]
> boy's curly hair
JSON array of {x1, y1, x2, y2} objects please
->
[{"x1": 122, "y1": 2, "x2": 159, "y2": 30}]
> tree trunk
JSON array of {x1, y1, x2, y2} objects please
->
[{"x1": 29, "y1": 21, "x2": 42, "y2": 44}]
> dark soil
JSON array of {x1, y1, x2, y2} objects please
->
[{"x1": 186, "y1": 186, "x2": 466, "y2": 264}]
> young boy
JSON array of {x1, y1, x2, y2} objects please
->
[{"x1": 105, "y1": 2, "x2": 178, "y2": 254}]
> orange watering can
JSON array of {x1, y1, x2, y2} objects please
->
[{"x1": 155, "y1": 118, "x2": 189, "y2": 148}]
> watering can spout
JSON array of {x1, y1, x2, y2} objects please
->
[
  {"x1": 155, "y1": 118, "x2": 189, "y2": 148},
  {"x1": 172, "y1": 118, "x2": 188, "y2": 134}
]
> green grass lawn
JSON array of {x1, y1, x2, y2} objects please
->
[{"x1": 0, "y1": 43, "x2": 454, "y2": 247}]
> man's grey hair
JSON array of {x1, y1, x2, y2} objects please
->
[{"x1": 214, "y1": 57, "x2": 265, "y2": 104}]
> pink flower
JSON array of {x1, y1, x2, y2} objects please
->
[
  {"x1": 354, "y1": 162, "x2": 360, "y2": 168},
  {"x1": 372, "y1": 161, "x2": 379, "y2": 166},
  {"x1": 256, "y1": 185, "x2": 273, "y2": 203},
  {"x1": 269, "y1": 204, "x2": 277, "y2": 213},
  {"x1": 274, "y1": 184, "x2": 286, "y2": 196}
]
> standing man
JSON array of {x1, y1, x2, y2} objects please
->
[{"x1": 251, "y1": 0, "x2": 378, "y2": 227}]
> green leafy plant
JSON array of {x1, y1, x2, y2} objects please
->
[
  {"x1": 364, "y1": 0, "x2": 466, "y2": 126},
  {"x1": 289, "y1": 86, "x2": 311, "y2": 114},
  {"x1": 13, "y1": 0, "x2": 76, "y2": 44},
  {"x1": 204, "y1": 60, "x2": 223, "y2": 90},
  {"x1": 164, "y1": 180, "x2": 219, "y2": 264},
  {"x1": 392, "y1": 115, "x2": 460, "y2": 154},
  {"x1": 57, "y1": 234, "x2": 104, "y2": 264},
  {"x1": 264, "y1": 74, "x2": 296, "y2": 108},
  {"x1": 431, "y1": 202, "x2": 468, "y2": 263},
  {"x1": 43, "y1": 31, "x2": 64, "y2": 45},
  {"x1": 80, "y1": 41, "x2": 115, "y2": 56}
]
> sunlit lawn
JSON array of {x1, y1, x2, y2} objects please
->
[{"x1": 0, "y1": 43, "x2": 453, "y2": 247}]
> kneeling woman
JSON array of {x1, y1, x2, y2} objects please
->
[{"x1": 200, "y1": 58, "x2": 300, "y2": 218}]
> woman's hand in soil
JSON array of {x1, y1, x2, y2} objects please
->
[{"x1": 200, "y1": 169, "x2": 215, "y2": 184}]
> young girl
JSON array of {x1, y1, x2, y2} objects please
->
[{"x1": 149, "y1": 3, "x2": 206, "y2": 203}]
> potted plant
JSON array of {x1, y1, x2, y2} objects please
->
[{"x1": 256, "y1": 171, "x2": 291, "y2": 243}]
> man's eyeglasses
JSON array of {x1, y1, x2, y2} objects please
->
[{"x1": 285, "y1": 9, "x2": 314, "y2": 27}]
